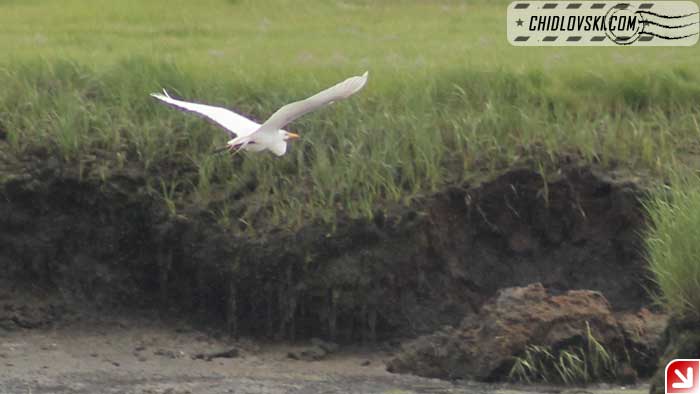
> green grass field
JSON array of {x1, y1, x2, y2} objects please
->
[{"x1": 1, "y1": 0, "x2": 700, "y2": 235}]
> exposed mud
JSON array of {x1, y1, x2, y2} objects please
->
[
  {"x1": 0, "y1": 158, "x2": 651, "y2": 343},
  {"x1": 0, "y1": 311, "x2": 650, "y2": 394},
  {"x1": 0, "y1": 311, "x2": 459, "y2": 394}
]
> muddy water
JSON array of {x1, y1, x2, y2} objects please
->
[{"x1": 0, "y1": 314, "x2": 647, "y2": 394}]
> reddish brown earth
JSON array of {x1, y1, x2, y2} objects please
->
[{"x1": 386, "y1": 283, "x2": 666, "y2": 382}]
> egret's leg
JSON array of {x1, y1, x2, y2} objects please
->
[
  {"x1": 212, "y1": 145, "x2": 230, "y2": 155},
  {"x1": 228, "y1": 142, "x2": 248, "y2": 156}
]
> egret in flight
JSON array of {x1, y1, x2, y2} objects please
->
[{"x1": 150, "y1": 71, "x2": 369, "y2": 156}]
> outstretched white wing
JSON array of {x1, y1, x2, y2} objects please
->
[
  {"x1": 150, "y1": 90, "x2": 260, "y2": 137},
  {"x1": 252, "y1": 71, "x2": 369, "y2": 138}
]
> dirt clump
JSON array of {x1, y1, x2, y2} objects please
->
[{"x1": 386, "y1": 283, "x2": 665, "y2": 382}]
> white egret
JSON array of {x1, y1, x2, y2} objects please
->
[{"x1": 150, "y1": 71, "x2": 369, "y2": 156}]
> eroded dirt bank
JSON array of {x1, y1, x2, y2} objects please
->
[{"x1": 0, "y1": 160, "x2": 651, "y2": 343}]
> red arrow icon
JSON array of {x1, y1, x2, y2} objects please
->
[{"x1": 666, "y1": 359, "x2": 700, "y2": 394}]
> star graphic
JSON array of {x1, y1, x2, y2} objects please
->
[{"x1": 516, "y1": 18, "x2": 524, "y2": 27}]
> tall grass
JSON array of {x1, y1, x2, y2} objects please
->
[
  {"x1": 1, "y1": 1, "x2": 699, "y2": 231},
  {"x1": 644, "y1": 173, "x2": 700, "y2": 321},
  {"x1": 1, "y1": 58, "x2": 700, "y2": 230}
]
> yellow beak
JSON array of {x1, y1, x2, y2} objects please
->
[{"x1": 287, "y1": 132, "x2": 300, "y2": 140}]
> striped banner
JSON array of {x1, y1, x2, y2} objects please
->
[{"x1": 507, "y1": 1, "x2": 699, "y2": 46}]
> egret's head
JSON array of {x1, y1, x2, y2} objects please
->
[{"x1": 283, "y1": 131, "x2": 300, "y2": 141}]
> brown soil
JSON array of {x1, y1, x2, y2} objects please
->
[{"x1": 0, "y1": 162, "x2": 651, "y2": 342}]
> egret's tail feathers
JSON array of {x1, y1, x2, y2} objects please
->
[{"x1": 149, "y1": 89, "x2": 172, "y2": 100}]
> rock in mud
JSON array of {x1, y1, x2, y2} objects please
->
[
  {"x1": 287, "y1": 345, "x2": 328, "y2": 361},
  {"x1": 154, "y1": 348, "x2": 186, "y2": 359},
  {"x1": 192, "y1": 347, "x2": 240, "y2": 361},
  {"x1": 386, "y1": 283, "x2": 625, "y2": 381}
]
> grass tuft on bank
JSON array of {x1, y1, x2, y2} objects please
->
[
  {"x1": 645, "y1": 173, "x2": 700, "y2": 321},
  {"x1": 508, "y1": 323, "x2": 619, "y2": 384}
]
